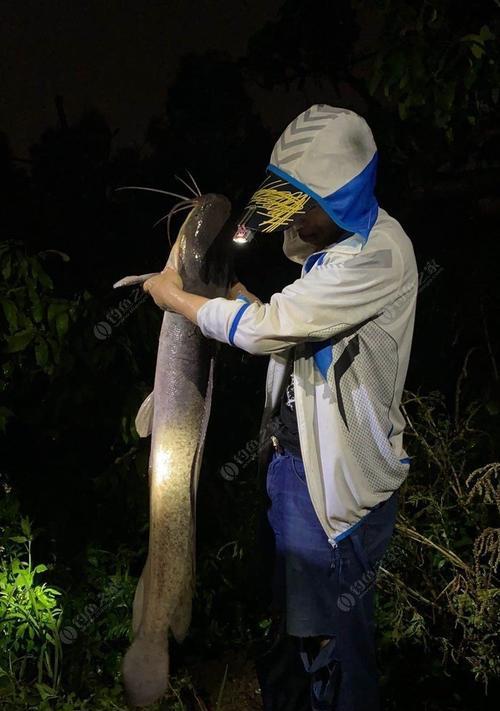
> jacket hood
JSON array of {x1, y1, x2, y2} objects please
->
[{"x1": 268, "y1": 105, "x2": 379, "y2": 241}]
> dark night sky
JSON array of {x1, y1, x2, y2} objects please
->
[{"x1": 1, "y1": 0, "x2": 286, "y2": 158}]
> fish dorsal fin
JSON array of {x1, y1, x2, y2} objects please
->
[{"x1": 135, "y1": 391, "x2": 154, "y2": 438}]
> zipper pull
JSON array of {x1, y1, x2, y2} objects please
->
[{"x1": 328, "y1": 537, "x2": 338, "y2": 549}]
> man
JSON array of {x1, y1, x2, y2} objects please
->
[{"x1": 143, "y1": 105, "x2": 418, "y2": 710}]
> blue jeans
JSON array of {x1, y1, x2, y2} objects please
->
[{"x1": 256, "y1": 449, "x2": 399, "y2": 711}]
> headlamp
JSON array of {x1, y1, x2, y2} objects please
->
[{"x1": 233, "y1": 225, "x2": 256, "y2": 244}]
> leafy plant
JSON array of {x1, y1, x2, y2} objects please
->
[
  {"x1": 0, "y1": 496, "x2": 63, "y2": 700},
  {"x1": 365, "y1": 3, "x2": 498, "y2": 136},
  {"x1": 0, "y1": 240, "x2": 76, "y2": 382},
  {"x1": 376, "y1": 354, "x2": 500, "y2": 689}
]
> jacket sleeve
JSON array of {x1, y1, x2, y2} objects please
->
[{"x1": 196, "y1": 248, "x2": 404, "y2": 356}]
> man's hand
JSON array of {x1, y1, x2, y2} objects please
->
[
  {"x1": 227, "y1": 280, "x2": 262, "y2": 305},
  {"x1": 142, "y1": 236, "x2": 207, "y2": 323},
  {"x1": 143, "y1": 238, "x2": 184, "y2": 310},
  {"x1": 142, "y1": 240, "x2": 263, "y2": 323},
  {"x1": 143, "y1": 267, "x2": 183, "y2": 310}
]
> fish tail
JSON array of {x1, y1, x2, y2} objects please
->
[{"x1": 122, "y1": 636, "x2": 169, "y2": 707}]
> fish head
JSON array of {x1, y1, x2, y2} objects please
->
[{"x1": 175, "y1": 194, "x2": 232, "y2": 295}]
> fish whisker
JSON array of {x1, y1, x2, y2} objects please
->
[
  {"x1": 150, "y1": 200, "x2": 197, "y2": 245},
  {"x1": 185, "y1": 169, "x2": 202, "y2": 197},
  {"x1": 167, "y1": 204, "x2": 196, "y2": 245},
  {"x1": 114, "y1": 186, "x2": 191, "y2": 202},
  {"x1": 153, "y1": 202, "x2": 194, "y2": 231},
  {"x1": 167, "y1": 209, "x2": 178, "y2": 247},
  {"x1": 174, "y1": 174, "x2": 199, "y2": 198}
]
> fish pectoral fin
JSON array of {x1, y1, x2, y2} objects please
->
[
  {"x1": 135, "y1": 391, "x2": 154, "y2": 438},
  {"x1": 113, "y1": 272, "x2": 160, "y2": 288}
]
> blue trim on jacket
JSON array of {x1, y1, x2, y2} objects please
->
[
  {"x1": 268, "y1": 156, "x2": 379, "y2": 240},
  {"x1": 228, "y1": 295, "x2": 251, "y2": 346},
  {"x1": 332, "y1": 494, "x2": 392, "y2": 544},
  {"x1": 311, "y1": 340, "x2": 333, "y2": 380},
  {"x1": 304, "y1": 251, "x2": 326, "y2": 274},
  {"x1": 332, "y1": 517, "x2": 366, "y2": 543}
]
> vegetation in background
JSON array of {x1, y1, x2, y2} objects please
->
[{"x1": 1, "y1": 0, "x2": 499, "y2": 707}]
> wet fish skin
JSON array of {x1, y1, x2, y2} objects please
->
[{"x1": 119, "y1": 194, "x2": 232, "y2": 707}]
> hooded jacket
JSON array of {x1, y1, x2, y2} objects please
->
[{"x1": 196, "y1": 106, "x2": 418, "y2": 545}]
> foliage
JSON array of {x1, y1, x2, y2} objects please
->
[
  {"x1": 0, "y1": 493, "x2": 63, "y2": 702},
  {"x1": 1, "y1": 1, "x2": 500, "y2": 707},
  {"x1": 376, "y1": 355, "x2": 500, "y2": 693},
  {"x1": 0, "y1": 240, "x2": 78, "y2": 430},
  {"x1": 366, "y1": 1, "x2": 498, "y2": 135},
  {"x1": 0, "y1": 485, "x2": 209, "y2": 710},
  {"x1": 360, "y1": 0, "x2": 500, "y2": 208},
  {"x1": 243, "y1": 0, "x2": 500, "y2": 215}
]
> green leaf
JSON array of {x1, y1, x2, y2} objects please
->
[
  {"x1": 398, "y1": 99, "x2": 410, "y2": 120},
  {"x1": 31, "y1": 296, "x2": 44, "y2": 324},
  {"x1": 47, "y1": 303, "x2": 67, "y2": 323},
  {"x1": 35, "y1": 682, "x2": 57, "y2": 701},
  {"x1": 31, "y1": 260, "x2": 53, "y2": 290},
  {"x1": 0, "y1": 298, "x2": 18, "y2": 332},
  {"x1": 20, "y1": 517, "x2": 31, "y2": 538},
  {"x1": 3, "y1": 328, "x2": 35, "y2": 354},
  {"x1": 35, "y1": 339, "x2": 50, "y2": 369},
  {"x1": 471, "y1": 43, "x2": 485, "y2": 59},
  {"x1": 461, "y1": 33, "x2": 482, "y2": 44},
  {"x1": 479, "y1": 25, "x2": 495, "y2": 42},
  {"x1": 16, "y1": 621, "x2": 28, "y2": 638},
  {"x1": 460, "y1": 32, "x2": 488, "y2": 59},
  {"x1": 46, "y1": 335, "x2": 61, "y2": 365},
  {"x1": 55, "y1": 312, "x2": 69, "y2": 340},
  {"x1": 485, "y1": 399, "x2": 499, "y2": 415}
]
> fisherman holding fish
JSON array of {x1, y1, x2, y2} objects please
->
[{"x1": 143, "y1": 105, "x2": 418, "y2": 711}]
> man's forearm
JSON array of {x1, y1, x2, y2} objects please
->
[
  {"x1": 142, "y1": 269, "x2": 260, "y2": 330},
  {"x1": 167, "y1": 285, "x2": 210, "y2": 325}
]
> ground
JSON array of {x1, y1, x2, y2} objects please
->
[{"x1": 189, "y1": 651, "x2": 262, "y2": 711}]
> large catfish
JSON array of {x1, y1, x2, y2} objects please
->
[{"x1": 113, "y1": 194, "x2": 232, "y2": 707}]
